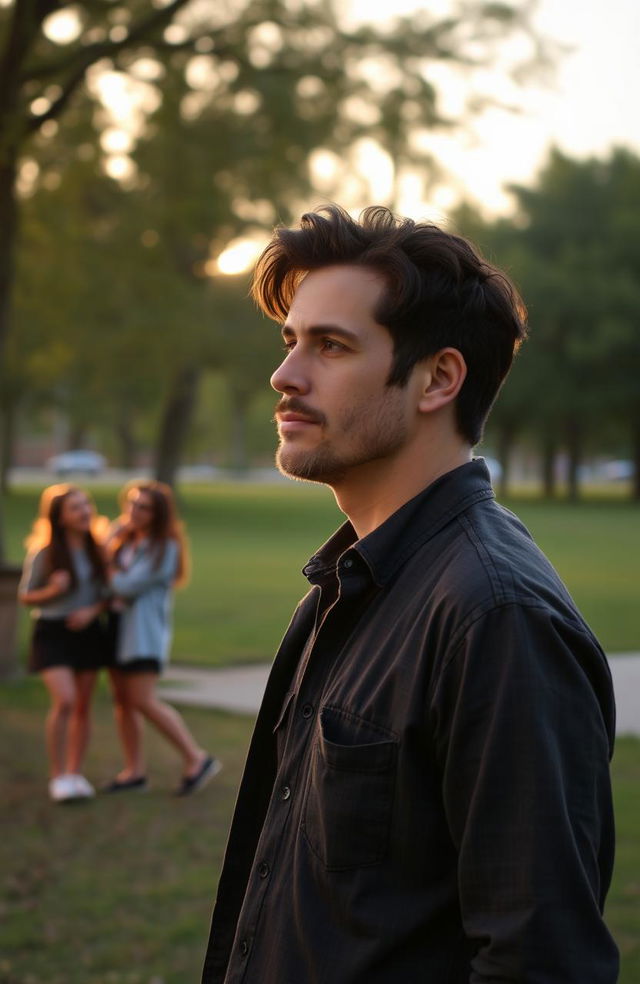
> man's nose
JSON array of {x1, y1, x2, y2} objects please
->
[{"x1": 270, "y1": 349, "x2": 309, "y2": 395}]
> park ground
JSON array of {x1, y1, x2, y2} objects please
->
[{"x1": 2, "y1": 481, "x2": 639, "y2": 982}]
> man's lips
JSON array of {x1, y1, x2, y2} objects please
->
[
  {"x1": 279, "y1": 412, "x2": 318, "y2": 423},
  {"x1": 274, "y1": 398, "x2": 325, "y2": 431},
  {"x1": 277, "y1": 412, "x2": 321, "y2": 433}
]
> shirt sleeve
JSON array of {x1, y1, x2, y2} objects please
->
[
  {"x1": 429, "y1": 601, "x2": 618, "y2": 983},
  {"x1": 19, "y1": 549, "x2": 48, "y2": 594},
  {"x1": 111, "y1": 540, "x2": 179, "y2": 599}
]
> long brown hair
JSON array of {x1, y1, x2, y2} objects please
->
[
  {"x1": 111, "y1": 479, "x2": 189, "y2": 587},
  {"x1": 25, "y1": 484, "x2": 107, "y2": 589}
]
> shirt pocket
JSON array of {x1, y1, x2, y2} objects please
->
[{"x1": 301, "y1": 704, "x2": 398, "y2": 871}]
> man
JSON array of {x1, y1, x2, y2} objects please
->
[{"x1": 202, "y1": 205, "x2": 618, "y2": 983}]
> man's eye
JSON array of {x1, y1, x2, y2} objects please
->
[
  {"x1": 282, "y1": 340, "x2": 296, "y2": 352},
  {"x1": 321, "y1": 338, "x2": 344, "y2": 353}
]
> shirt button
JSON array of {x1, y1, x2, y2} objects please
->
[
  {"x1": 258, "y1": 861, "x2": 270, "y2": 879},
  {"x1": 280, "y1": 785, "x2": 291, "y2": 800},
  {"x1": 239, "y1": 939, "x2": 249, "y2": 957},
  {"x1": 343, "y1": 557, "x2": 353, "y2": 569},
  {"x1": 302, "y1": 703, "x2": 314, "y2": 719}
]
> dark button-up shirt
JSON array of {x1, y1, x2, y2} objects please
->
[{"x1": 203, "y1": 460, "x2": 618, "y2": 983}]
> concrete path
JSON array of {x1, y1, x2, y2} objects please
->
[
  {"x1": 160, "y1": 663, "x2": 271, "y2": 716},
  {"x1": 160, "y1": 655, "x2": 640, "y2": 736}
]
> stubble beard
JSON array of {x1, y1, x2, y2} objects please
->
[{"x1": 275, "y1": 389, "x2": 409, "y2": 486}]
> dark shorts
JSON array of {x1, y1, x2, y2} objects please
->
[
  {"x1": 102, "y1": 612, "x2": 161, "y2": 675},
  {"x1": 114, "y1": 657, "x2": 161, "y2": 675},
  {"x1": 29, "y1": 617, "x2": 107, "y2": 674}
]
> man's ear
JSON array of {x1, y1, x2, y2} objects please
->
[{"x1": 417, "y1": 348, "x2": 467, "y2": 414}]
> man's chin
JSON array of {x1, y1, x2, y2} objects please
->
[{"x1": 275, "y1": 447, "x2": 345, "y2": 485}]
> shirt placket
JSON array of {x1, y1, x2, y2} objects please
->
[{"x1": 226, "y1": 554, "x2": 371, "y2": 983}]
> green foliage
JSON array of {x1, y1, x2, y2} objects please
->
[
  {"x1": 508, "y1": 148, "x2": 640, "y2": 419},
  {"x1": 456, "y1": 147, "x2": 640, "y2": 495},
  {"x1": 3, "y1": 0, "x2": 550, "y2": 480}
]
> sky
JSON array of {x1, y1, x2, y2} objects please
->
[
  {"x1": 221, "y1": 0, "x2": 640, "y2": 268},
  {"x1": 348, "y1": 0, "x2": 640, "y2": 216},
  {"x1": 33, "y1": 0, "x2": 640, "y2": 264}
]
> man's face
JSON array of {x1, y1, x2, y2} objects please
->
[{"x1": 270, "y1": 265, "x2": 418, "y2": 485}]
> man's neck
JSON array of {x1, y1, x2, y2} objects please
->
[{"x1": 331, "y1": 439, "x2": 472, "y2": 540}]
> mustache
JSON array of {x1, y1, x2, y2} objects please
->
[{"x1": 274, "y1": 397, "x2": 326, "y2": 427}]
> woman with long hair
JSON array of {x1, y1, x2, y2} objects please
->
[
  {"x1": 18, "y1": 484, "x2": 108, "y2": 802},
  {"x1": 104, "y1": 479, "x2": 220, "y2": 796}
]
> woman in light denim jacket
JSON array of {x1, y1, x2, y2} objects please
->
[{"x1": 104, "y1": 480, "x2": 220, "y2": 796}]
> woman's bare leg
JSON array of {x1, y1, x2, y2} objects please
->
[
  {"x1": 108, "y1": 667, "x2": 146, "y2": 779},
  {"x1": 123, "y1": 673, "x2": 206, "y2": 777},
  {"x1": 40, "y1": 667, "x2": 76, "y2": 778},
  {"x1": 66, "y1": 670, "x2": 97, "y2": 774}
]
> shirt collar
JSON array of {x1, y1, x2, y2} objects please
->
[{"x1": 303, "y1": 458, "x2": 495, "y2": 588}]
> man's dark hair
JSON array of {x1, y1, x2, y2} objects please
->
[{"x1": 252, "y1": 204, "x2": 527, "y2": 446}]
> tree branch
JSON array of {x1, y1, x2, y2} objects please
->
[
  {"x1": 21, "y1": 0, "x2": 193, "y2": 84},
  {"x1": 24, "y1": 0, "x2": 198, "y2": 133},
  {"x1": 0, "y1": 0, "x2": 59, "y2": 119},
  {"x1": 25, "y1": 55, "x2": 92, "y2": 132}
]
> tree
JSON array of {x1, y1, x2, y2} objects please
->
[
  {"x1": 452, "y1": 203, "x2": 541, "y2": 496},
  {"x1": 122, "y1": 0, "x2": 551, "y2": 484},
  {"x1": 457, "y1": 148, "x2": 640, "y2": 500},
  {"x1": 1, "y1": 0, "x2": 553, "y2": 509},
  {"x1": 0, "y1": 0, "x2": 211, "y2": 560},
  {"x1": 508, "y1": 148, "x2": 640, "y2": 499}
]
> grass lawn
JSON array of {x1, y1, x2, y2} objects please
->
[
  {"x1": 5, "y1": 481, "x2": 640, "y2": 667},
  {"x1": 1, "y1": 677, "x2": 253, "y2": 984},
  {"x1": 1, "y1": 678, "x2": 639, "y2": 982}
]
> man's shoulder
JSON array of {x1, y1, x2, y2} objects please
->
[{"x1": 405, "y1": 496, "x2": 575, "y2": 622}]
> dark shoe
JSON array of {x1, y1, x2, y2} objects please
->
[
  {"x1": 102, "y1": 775, "x2": 148, "y2": 793},
  {"x1": 176, "y1": 756, "x2": 222, "y2": 797}
]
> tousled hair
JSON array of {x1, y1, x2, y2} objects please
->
[
  {"x1": 252, "y1": 204, "x2": 527, "y2": 445},
  {"x1": 111, "y1": 479, "x2": 189, "y2": 587},
  {"x1": 25, "y1": 484, "x2": 107, "y2": 588}
]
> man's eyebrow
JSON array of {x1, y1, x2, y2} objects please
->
[{"x1": 281, "y1": 324, "x2": 359, "y2": 344}]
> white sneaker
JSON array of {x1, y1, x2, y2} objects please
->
[
  {"x1": 48, "y1": 774, "x2": 79, "y2": 802},
  {"x1": 69, "y1": 774, "x2": 95, "y2": 798}
]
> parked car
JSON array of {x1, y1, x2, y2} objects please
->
[
  {"x1": 46, "y1": 449, "x2": 107, "y2": 477},
  {"x1": 578, "y1": 459, "x2": 634, "y2": 483},
  {"x1": 600, "y1": 460, "x2": 633, "y2": 482}
]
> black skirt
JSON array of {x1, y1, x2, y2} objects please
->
[
  {"x1": 29, "y1": 617, "x2": 107, "y2": 674},
  {"x1": 100, "y1": 612, "x2": 161, "y2": 675}
]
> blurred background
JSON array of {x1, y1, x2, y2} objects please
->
[
  {"x1": 1, "y1": 1, "x2": 639, "y2": 981},
  {"x1": 1, "y1": 0, "x2": 639, "y2": 517}
]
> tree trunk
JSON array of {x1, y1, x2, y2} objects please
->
[
  {"x1": 0, "y1": 396, "x2": 16, "y2": 494},
  {"x1": 541, "y1": 430, "x2": 556, "y2": 498},
  {"x1": 68, "y1": 421, "x2": 88, "y2": 450},
  {"x1": 154, "y1": 364, "x2": 201, "y2": 487},
  {"x1": 565, "y1": 416, "x2": 582, "y2": 502},
  {"x1": 0, "y1": 144, "x2": 18, "y2": 368},
  {"x1": 0, "y1": 150, "x2": 18, "y2": 564},
  {"x1": 116, "y1": 410, "x2": 138, "y2": 470}
]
